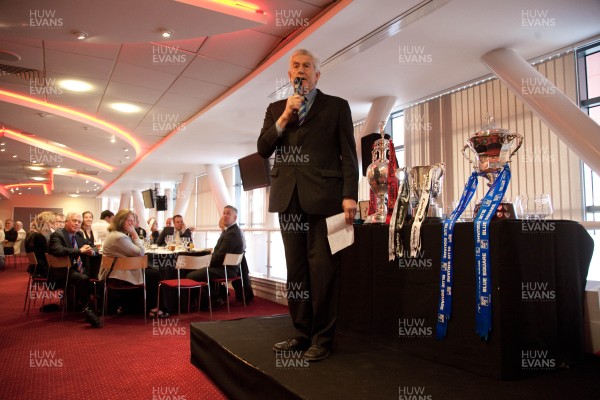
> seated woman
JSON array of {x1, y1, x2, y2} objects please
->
[
  {"x1": 99, "y1": 209, "x2": 164, "y2": 317},
  {"x1": 80, "y1": 211, "x2": 101, "y2": 279},
  {"x1": 147, "y1": 218, "x2": 159, "y2": 244},
  {"x1": 25, "y1": 211, "x2": 55, "y2": 277}
]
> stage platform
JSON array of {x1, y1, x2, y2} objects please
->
[{"x1": 190, "y1": 315, "x2": 600, "y2": 400}]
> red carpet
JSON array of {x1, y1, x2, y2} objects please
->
[{"x1": 0, "y1": 258, "x2": 288, "y2": 400}]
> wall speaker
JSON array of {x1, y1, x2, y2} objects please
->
[{"x1": 155, "y1": 195, "x2": 168, "y2": 211}]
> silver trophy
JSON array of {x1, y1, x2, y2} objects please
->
[
  {"x1": 462, "y1": 116, "x2": 523, "y2": 219},
  {"x1": 366, "y1": 122, "x2": 390, "y2": 224},
  {"x1": 409, "y1": 163, "x2": 445, "y2": 219}
]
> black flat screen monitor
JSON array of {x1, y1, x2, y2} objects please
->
[
  {"x1": 238, "y1": 152, "x2": 271, "y2": 191},
  {"x1": 142, "y1": 189, "x2": 155, "y2": 208}
]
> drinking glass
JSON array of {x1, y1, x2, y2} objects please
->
[{"x1": 533, "y1": 193, "x2": 553, "y2": 220}]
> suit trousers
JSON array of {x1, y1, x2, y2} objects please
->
[{"x1": 279, "y1": 188, "x2": 341, "y2": 349}]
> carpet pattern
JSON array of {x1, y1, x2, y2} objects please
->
[{"x1": 0, "y1": 258, "x2": 288, "y2": 400}]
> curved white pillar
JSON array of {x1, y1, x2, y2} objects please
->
[
  {"x1": 131, "y1": 190, "x2": 149, "y2": 230},
  {"x1": 165, "y1": 188, "x2": 173, "y2": 216},
  {"x1": 174, "y1": 172, "x2": 195, "y2": 217},
  {"x1": 206, "y1": 164, "x2": 231, "y2": 212},
  {"x1": 118, "y1": 192, "x2": 131, "y2": 210},
  {"x1": 358, "y1": 96, "x2": 397, "y2": 175},
  {"x1": 481, "y1": 48, "x2": 600, "y2": 176}
]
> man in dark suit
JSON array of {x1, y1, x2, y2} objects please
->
[
  {"x1": 186, "y1": 205, "x2": 244, "y2": 285},
  {"x1": 257, "y1": 49, "x2": 359, "y2": 361},
  {"x1": 48, "y1": 212, "x2": 97, "y2": 310},
  {"x1": 155, "y1": 214, "x2": 193, "y2": 247}
]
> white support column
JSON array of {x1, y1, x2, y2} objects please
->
[
  {"x1": 118, "y1": 193, "x2": 130, "y2": 210},
  {"x1": 131, "y1": 190, "x2": 149, "y2": 230},
  {"x1": 174, "y1": 172, "x2": 195, "y2": 217},
  {"x1": 358, "y1": 96, "x2": 397, "y2": 175},
  {"x1": 165, "y1": 188, "x2": 173, "y2": 216},
  {"x1": 206, "y1": 164, "x2": 231, "y2": 212},
  {"x1": 481, "y1": 48, "x2": 600, "y2": 176}
]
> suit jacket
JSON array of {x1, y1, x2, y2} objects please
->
[
  {"x1": 48, "y1": 228, "x2": 95, "y2": 272},
  {"x1": 210, "y1": 223, "x2": 244, "y2": 270},
  {"x1": 155, "y1": 226, "x2": 193, "y2": 247},
  {"x1": 257, "y1": 89, "x2": 358, "y2": 216}
]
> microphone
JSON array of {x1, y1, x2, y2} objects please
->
[
  {"x1": 293, "y1": 77, "x2": 304, "y2": 115},
  {"x1": 294, "y1": 77, "x2": 304, "y2": 95}
]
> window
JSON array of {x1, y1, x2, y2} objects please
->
[
  {"x1": 390, "y1": 110, "x2": 405, "y2": 167},
  {"x1": 577, "y1": 42, "x2": 600, "y2": 280}
]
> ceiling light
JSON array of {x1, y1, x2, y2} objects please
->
[
  {"x1": 160, "y1": 29, "x2": 172, "y2": 38},
  {"x1": 0, "y1": 148, "x2": 5, "y2": 152},
  {"x1": 12, "y1": 154, "x2": 17, "y2": 158},
  {"x1": 123, "y1": 148, "x2": 129, "y2": 152},
  {"x1": 0, "y1": 142, "x2": 5, "y2": 146},
  {"x1": 59, "y1": 80, "x2": 93, "y2": 92},
  {"x1": 70, "y1": 193, "x2": 80, "y2": 198},
  {"x1": 110, "y1": 137, "x2": 116, "y2": 143},
  {"x1": 110, "y1": 103, "x2": 141, "y2": 113},
  {"x1": 29, "y1": 166, "x2": 44, "y2": 171},
  {"x1": 74, "y1": 31, "x2": 87, "y2": 40},
  {"x1": 31, "y1": 176, "x2": 46, "y2": 181}
]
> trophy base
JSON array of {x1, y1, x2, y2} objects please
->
[
  {"x1": 364, "y1": 214, "x2": 388, "y2": 224},
  {"x1": 473, "y1": 202, "x2": 518, "y2": 220}
]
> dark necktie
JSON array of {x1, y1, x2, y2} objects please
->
[
  {"x1": 298, "y1": 96, "x2": 307, "y2": 125},
  {"x1": 71, "y1": 235, "x2": 83, "y2": 272}
]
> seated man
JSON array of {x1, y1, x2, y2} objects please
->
[
  {"x1": 48, "y1": 212, "x2": 98, "y2": 311},
  {"x1": 155, "y1": 214, "x2": 193, "y2": 247},
  {"x1": 3, "y1": 218, "x2": 17, "y2": 256},
  {"x1": 186, "y1": 205, "x2": 244, "y2": 303},
  {"x1": 91, "y1": 210, "x2": 114, "y2": 242}
]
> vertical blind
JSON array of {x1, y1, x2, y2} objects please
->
[{"x1": 403, "y1": 53, "x2": 583, "y2": 220}]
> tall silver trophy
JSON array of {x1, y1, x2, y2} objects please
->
[
  {"x1": 366, "y1": 122, "x2": 390, "y2": 224},
  {"x1": 462, "y1": 116, "x2": 523, "y2": 219},
  {"x1": 409, "y1": 164, "x2": 445, "y2": 219}
]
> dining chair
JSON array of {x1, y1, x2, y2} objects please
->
[
  {"x1": 4, "y1": 241, "x2": 17, "y2": 268},
  {"x1": 208, "y1": 253, "x2": 245, "y2": 315},
  {"x1": 44, "y1": 253, "x2": 72, "y2": 321},
  {"x1": 99, "y1": 255, "x2": 148, "y2": 324},
  {"x1": 157, "y1": 254, "x2": 212, "y2": 320},
  {"x1": 23, "y1": 252, "x2": 47, "y2": 316}
]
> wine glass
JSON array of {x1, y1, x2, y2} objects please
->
[{"x1": 533, "y1": 193, "x2": 553, "y2": 220}]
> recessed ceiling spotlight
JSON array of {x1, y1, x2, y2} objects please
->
[
  {"x1": 12, "y1": 154, "x2": 17, "y2": 158},
  {"x1": 0, "y1": 142, "x2": 5, "y2": 146},
  {"x1": 31, "y1": 176, "x2": 46, "y2": 181},
  {"x1": 123, "y1": 148, "x2": 129, "y2": 152},
  {"x1": 0, "y1": 148, "x2": 5, "y2": 152},
  {"x1": 110, "y1": 137, "x2": 116, "y2": 143},
  {"x1": 59, "y1": 79, "x2": 93, "y2": 92},
  {"x1": 160, "y1": 29, "x2": 172, "y2": 38},
  {"x1": 74, "y1": 31, "x2": 88, "y2": 40},
  {"x1": 110, "y1": 103, "x2": 141, "y2": 113}
]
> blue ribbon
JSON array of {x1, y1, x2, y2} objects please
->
[
  {"x1": 473, "y1": 164, "x2": 511, "y2": 341},
  {"x1": 436, "y1": 171, "x2": 479, "y2": 340}
]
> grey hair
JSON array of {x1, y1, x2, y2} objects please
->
[{"x1": 290, "y1": 49, "x2": 321, "y2": 72}]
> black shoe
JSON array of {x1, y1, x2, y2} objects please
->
[
  {"x1": 273, "y1": 337, "x2": 310, "y2": 352},
  {"x1": 84, "y1": 307, "x2": 103, "y2": 328},
  {"x1": 303, "y1": 344, "x2": 329, "y2": 361}
]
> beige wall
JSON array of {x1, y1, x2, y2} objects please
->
[{"x1": 0, "y1": 194, "x2": 101, "y2": 223}]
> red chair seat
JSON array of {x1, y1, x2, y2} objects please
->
[{"x1": 161, "y1": 279, "x2": 207, "y2": 289}]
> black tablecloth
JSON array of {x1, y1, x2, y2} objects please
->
[{"x1": 338, "y1": 220, "x2": 593, "y2": 379}]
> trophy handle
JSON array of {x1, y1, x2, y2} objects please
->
[
  {"x1": 509, "y1": 133, "x2": 524, "y2": 159},
  {"x1": 461, "y1": 144, "x2": 474, "y2": 164}
]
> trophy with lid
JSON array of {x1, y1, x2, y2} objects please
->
[
  {"x1": 462, "y1": 116, "x2": 523, "y2": 219},
  {"x1": 366, "y1": 122, "x2": 391, "y2": 224}
]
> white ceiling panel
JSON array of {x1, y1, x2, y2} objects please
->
[
  {"x1": 154, "y1": 92, "x2": 211, "y2": 113},
  {"x1": 110, "y1": 61, "x2": 179, "y2": 91},
  {"x1": 182, "y1": 55, "x2": 251, "y2": 87},
  {"x1": 45, "y1": 49, "x2": 116, "y2": 80},
  {"x1": 118, "y1": 43, "x2": 194, "y2": 75},
  {"x1": 168, "y1": 76, "x2": 228, "y2": 100},
  {"x1": 198, "y1": 29, "x2": 281, "y2": 69},
  {"x1": 105, "y1": 80, "x2": 164, "y2": 105},
  {"x1": 44, "y1": 42, "x2": 122, "y2": 60}
]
